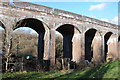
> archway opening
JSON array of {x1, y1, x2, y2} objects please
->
[
  {"x1": 85, "y1": 29, "x2": 97, "y2": 62},
  {"x1": 56, "y1": 24, "x2": 74, "y2": 69},
  {"x1": 104, "y1": 32, "x2": 113, "y2": 62},
  {"x1": 12, "y1": 27, "x2": 38, "y2": 59},
  {"x1": 55, "y1": 31, "x2": 63, "y2": 70},
  {"x1": 12, "y1": 18, "x2": 48, "y2": 71},
  {"x1": 56, "y1": 24, "x2": 74, "y2": 60},
  {"x1": 15, "y1": 18, "x2": 45, "y2": 60},
  {"x1": 55, "y1": 31, "x2": 63, "y2": 59}
]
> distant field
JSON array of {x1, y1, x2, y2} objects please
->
[{"x1": 2, "y1": 60, "x2": 119, "y2": 80}]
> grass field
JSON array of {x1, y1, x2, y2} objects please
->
[{"x1": 2, "y1": 60, "x2": 119, "y2": 80}]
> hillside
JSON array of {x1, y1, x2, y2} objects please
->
[{"x1": 2, "y1": 60, "x2": 119, "y2": 80}]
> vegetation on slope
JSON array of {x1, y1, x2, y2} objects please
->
[{"x1": 2, "y1": 60, "x2": 119, "y2": 80}]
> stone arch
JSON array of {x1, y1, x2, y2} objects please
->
[
  {"x1": 104, "y1": 32, "x2": 113, "y2": 62},
  {"x1": 13, "y1": 18, "x2": 50, "y2": 60},
  {"x1": 83, "y1": 27, "x2": 99, "y2": 34},
  {"x1": 56, "y1": 24, "x2": 74, "y2": 60},
  {"x1": 56, "y1": 24, "x2": 81, "y2": 68},
  {"x1": 55, "y1": 23, "x2": 81, "y2": 33},
  {"x1": 14, "y1": 18, "x2": 45, "y2": 33},
  {"x1": 15, "y1": 16, "x2": 50, "y2": 29},
  {"x1": 85, "y1": 28, "x2": 98, "y2": 62}
]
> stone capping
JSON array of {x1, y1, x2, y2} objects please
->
[
  {"x1": 54, "y1": 9, "x2": 118, "y2": 29},
  {"x1": 13, "y1": 1, "x2": 53, "y2": 14},
  {"x1": 54, "y1": 9, "x2": 83, "y2": 19}
]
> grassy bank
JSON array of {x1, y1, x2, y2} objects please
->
[{"x1": 2, "y1": 60, "x2": 119, "y2": 80}]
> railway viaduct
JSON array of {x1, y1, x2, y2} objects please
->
[{"x1": 0, "y1": 0, "x2": 119, "y2": 68}]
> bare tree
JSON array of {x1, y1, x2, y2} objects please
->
[
  {"x1": 1, "y1": 1, "x2": 39, "y2": 72},
  {"x1": 1, "y1": 2, "x2": 25, "y2": 72}
]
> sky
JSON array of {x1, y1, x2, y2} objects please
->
[
  {"x1": 19, "y1": 0, "x2": 119, "y2": 25},
  {"x1": 31, "y1": 2, "x2": 118, "y2": 24},
  {"x1": 0, "y1": 0, "x2": 119, "y2": 32}
]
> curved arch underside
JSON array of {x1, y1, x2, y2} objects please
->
[
  {"x1": 14, "y1": 18, "x2": 47, "y2": 60},
  {"x1": 56, "y1": 24, "x2": 75, "y2": 60},
  {"x1": 118, "y1": 36, "x2": 120, "y2": 42},
  {"x1": 15, "y1": 18, "x2": 45, "y2": 34},
  {"x1": 56, "y1": 24, "x2": 74, "y2": 36},
  {"x1": 104, "y1": 32, "x2": 113, "y2": 61},
  {"x1": 85, "y1": 29, "x2": 97, "y2": 62},
  {"x1": 104, "y1": 32, "x2": 113, "y2": 43}
]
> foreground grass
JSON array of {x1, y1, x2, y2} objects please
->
[{"x1": 2, "y1": 60, "x2": 119, "y2": 80}]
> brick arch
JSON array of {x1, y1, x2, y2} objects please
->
[
  {"x1": 13, "y1": 17, "x2": 49, "y2": 30},
  {"x1": 55, "y1": 24, "x2": 81, "y2": 67},
  {"x1": 13, "y1": 18, "x2": 50, "y2": 60},
  {"x1": 103, "y1": 31, "x2": 114, "y2": 36},
  {"x1": 13, "y1": 18, "x2": 45, "y2": 33},
  {"x1": 104, "y1": 31, "x2": 113, "y2": 62},
  {"x1": 83, "y1": 27, "x2": 99, "y2": 34},
  {"x1": 55, "y1": 23, "x2": 81, "y2": 33},
  {"x1": 55, "y1": 24, "x2": 75, "y2": 60},
  {"x1": 14, "y1": 17, "x2": 50, "y2": 30},
  {"x1": 84, "y1": 28, "x2": 98, "y2": 62}
]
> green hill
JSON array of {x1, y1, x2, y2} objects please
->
[{"x1": 2, "y1": 60, "x2": 119, "y2": 80}]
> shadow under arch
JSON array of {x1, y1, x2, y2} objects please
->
[
  {"x1": 56, "y1": 24, "x2": 81, "y2": 69},
  {"x1": 104, "y1": 32, "x2": 113, "y2": 62},
  {"x1": 83, "y1": 27, "x2": 99, "y2": 34},
  {"x1": 85, "y1": 28, "x2": 97, "y2": 62},
  {"x1": 14, "y1": 18, "x2": 49, "y2": 60},
  {"x1": 55, "y1": 23, "x2": 81, "y2": 34},
  {"x1": 118, "y1": 36, "x2": 120, "y2": 42},
  {"x1": 118, "y1": 36, "x2": 120, "y2": 55},
  {"x1": 56, "y1": 24, "x2": 74, "y2": 60},
  {"x1": 0, "y1": 20, "x2": 6, "y2": 30}
]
